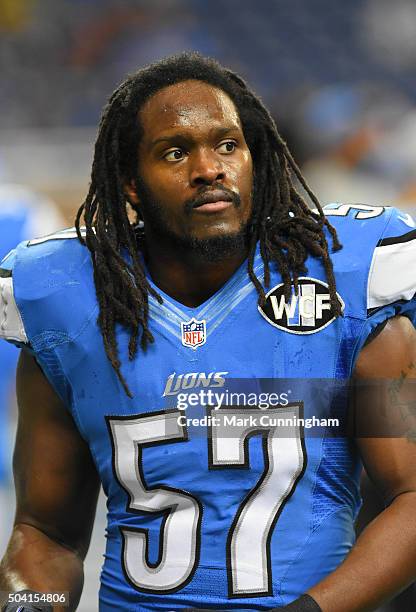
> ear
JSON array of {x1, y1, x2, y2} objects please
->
[{"x1": 124, "y1": 179, "x2": 140, "y2": 206}]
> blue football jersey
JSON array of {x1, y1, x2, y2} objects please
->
[{"x1": 0, "y1": 204, "x2": 415, "y2": 611}]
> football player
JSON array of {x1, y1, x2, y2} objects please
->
[{"x1": 0, "y1": 54, "x2": 415, "y2": 611}]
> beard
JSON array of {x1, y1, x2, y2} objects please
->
[
  {"x1": 178, "y1": 230, "x2": 250, "y2": 262},
  {"x1": 134, "y1": 177, "x2": 251, "y2": 263}
]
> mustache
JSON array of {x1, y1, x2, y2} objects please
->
[{"x1": 184, "y1": 184, "x2": 241, "y2": 214}]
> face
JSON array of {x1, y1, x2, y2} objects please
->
[{"x1": 127, "y1": 80, "x2": 253, "y2": 259}]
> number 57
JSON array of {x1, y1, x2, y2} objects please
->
[{"x1": 107, "y1": 405, "x2": 306, "y2": 598}]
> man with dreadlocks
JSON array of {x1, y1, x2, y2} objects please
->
[{"x1": 0, "y1": 53, "x2": 416, "y2": 612}]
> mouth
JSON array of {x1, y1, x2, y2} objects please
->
[{"x1": 191, "y1": 189, "x2": 235, "y2": 214}]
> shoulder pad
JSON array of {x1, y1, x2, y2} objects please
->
[
  {"x1": 0, "y1": 230, "x2": 95, "y2": 350},
  {"x1": 321, "y1": 203, "x2": 394, "y2": 249},
  {"x1": 320, "y1": 205, "x2": 416, "y2": 318}
]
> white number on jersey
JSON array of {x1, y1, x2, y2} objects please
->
[
  {"x1": 107, "y1": 410, "x2": 201, "y2": 593},
  {"x1": 108, "y1": 405, "x2": 306, "y2": 597},
  {"x1": 324, "y1": 203, "x2": 386, "y2": 219}
]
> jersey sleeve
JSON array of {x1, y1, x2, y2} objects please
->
[
  {"x1": 0, "y1": 235, "x2": 94, "y2": 407},
  {"x1": 323, "y1": 204, "x2": 416, "y2": 365},
  {"x1": 362, "y1": 207, "x2": 416, "y2": 341}
]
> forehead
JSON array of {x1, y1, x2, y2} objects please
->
[{"x1": 139, "y1": 80, "x2": 242, "y2": 137}]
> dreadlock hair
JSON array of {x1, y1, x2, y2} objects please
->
[{"x1": 76, "y1": 52, "x2": 342, "y2": 397}]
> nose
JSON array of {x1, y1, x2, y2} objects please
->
[{"x1": 189, "y1": 148, "x2": 225, "y2": 187}]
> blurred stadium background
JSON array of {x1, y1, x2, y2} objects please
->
[{"x1": 0, "y1": 1, "x2": 415, "y2": 610}]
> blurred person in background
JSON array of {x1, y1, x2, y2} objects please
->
[
  {"x1": 287, "y1": 84, "x2": 413, "y2": 207},
  {"x1": 0, "y1": 184, "x2": 64, "y2": 555}
]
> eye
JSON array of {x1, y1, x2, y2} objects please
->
[
  {"x1": 163, "y1": 148, "x2": 185, "y2": 162},
  {"x1": 217, "y1": 140, "x2": 237, "y2": 154}
]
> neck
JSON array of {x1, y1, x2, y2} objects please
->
[{"x1": 143, "y1": 237, "x2": 248, "y2": 308}]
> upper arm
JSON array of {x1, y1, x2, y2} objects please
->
[
  {"x1": 354, "y1": 316, "x2": 416, "y2": 503},
  {"x1": 14, "y1": 350, "x2": 100, "y2": 559}
]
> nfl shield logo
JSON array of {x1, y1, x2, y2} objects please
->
[{"x1": 181, "y1": 318, "x2": 206, "y2": 349}]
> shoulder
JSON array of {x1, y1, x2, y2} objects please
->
[
  {"x1": 321, "y1": 204, "x2": 416, "y2": 320},
  {"x1": 0, "y1": 228, "x2": 96, "y2": 348},
  {"x1": 323, "y1": 202, "x2": 414, "y2": 242},
  {"x1": 3, "y1": 227, "x2": 91, "y2": 295}
]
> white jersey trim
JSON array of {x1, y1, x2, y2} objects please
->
[
  {"x1": 0, "y1": 276, "x2": 28, "y2": 344},
  {"x1": 28, "y1": 226, "x2": 87, "y2": 246},
  {"x1": 367, "y1": 238, "x2": 416, "y2": 309}
]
